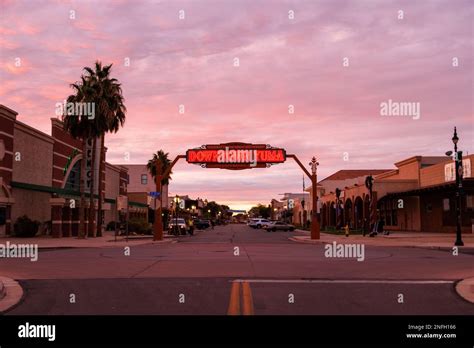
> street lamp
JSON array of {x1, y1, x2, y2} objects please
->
[
  {"x1": 447, "y1": 127, "x2": 464, "y2": 246},
  {"x1": 173, "y1": 195, "x2": 180, "y2": 236},
  {"x1": 308, "y1": 157, "x2": 320, "y2": 239}
]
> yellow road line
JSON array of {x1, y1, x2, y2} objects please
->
[
  {"x1": 227, "y1": 281, "x2": 241, "y2": 315},
  {"x1": 241, "y1": 281, "x2": 254, "y2": 315}
]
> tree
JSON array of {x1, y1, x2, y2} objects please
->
[
  {"x1": 63, "y1": 61, "x2": 126, "y2": 238},
  {"x1": 63, "y1": 77, "x2": 100, "y2": 239},
  {"x1": 147, "y1": 150, "x2": 173, "y2": 214},
  {"x1": 204, "y1": 201, "x2": 221, "y2": 219},
  {"x1": 248, "y1": 204, "x2": 272, "y2": 219}
]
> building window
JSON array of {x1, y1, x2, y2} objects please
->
[
  {"x1": 141, "y1": 174, "x2": 147, "y2": 185},
  {"x1": 64, "y1": 160, "x2": 81, "y2": 191},
  {"x1": 467, "y1": 195, "x2": 473, "y2": 210},
  {"x1": 443, "y1": 198, "x2": 450, "y2": 211}
]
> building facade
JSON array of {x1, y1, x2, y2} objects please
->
[
  {"x1": 0, "y1": 104, "x2": 144, "y2": 237},
  {"x1": 318, "y1": 156, "x2": 474, "y2": 233}
]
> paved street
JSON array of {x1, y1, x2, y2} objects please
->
[{"x1": 2, "y1": 224, "x2": 474, "y2": 315}]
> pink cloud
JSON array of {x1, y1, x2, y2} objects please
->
[{"x1": 0, "y1": 0, "x2": 472, "y2": 209}]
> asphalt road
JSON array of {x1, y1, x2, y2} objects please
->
[{"x1": 4, "y1": 224, "x2": 474, "y2": 315}]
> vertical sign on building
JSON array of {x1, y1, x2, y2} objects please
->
[
  {"x1": 84, "y1": 137, "x2": 100, "y2": 196},
  {"x1": 85, "y1": 138, "x2": 93, "y2": 193}
]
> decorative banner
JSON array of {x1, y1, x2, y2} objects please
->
[
  {"x1": 186, "y1": 143, "x2": 286, "y2": 170},
  {"x1": 444, "y1": 159, "x2": 471, "y2": 182}
]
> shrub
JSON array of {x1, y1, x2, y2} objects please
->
[
  {"x1": 106, "y1": 221, "x2": 119, "y2": 231},
  {"x1": 14, "y1": 215, "x2": 40, "y2": 238},
  {"x1": 128, "y1": 217, "x2": 151, "y2": 235}
]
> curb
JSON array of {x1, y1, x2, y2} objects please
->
[
  {"x1": 288, "y1": 237, "x2": 327, "y2": 245},
  {"x1": 0, "y1": 276, "x2": 24, "y2": 313},
  {"x1": 288, "y1": 237, "x2": 474, "y2": 251},
  {"x1": 24, "y1": 238, "x2": 178, "y2": 250},
  {"x1": 455, "y1": 277, "x2": 474, "y2": 303}
]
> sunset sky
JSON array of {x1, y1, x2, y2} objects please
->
[{"x1": 1, "y1": 0, "x2": 472, "y2": 211}]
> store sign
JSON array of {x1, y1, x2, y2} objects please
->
[
  {"x1": 186, "y1": 143, "x2": 286, "y2": 169},
  {"x1": 84, "y1": 138, "x2": 94, "y2": 193},
  {"x1": 444, "y1": 159, "x2": 471, "y2": 182},
  {"x1": 117, "y1": 195, "x2": 128, "y2": 212}
]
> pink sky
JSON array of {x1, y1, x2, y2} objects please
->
[{"x1": 1, "y1": 0, "x2": 473, "y2": 211}]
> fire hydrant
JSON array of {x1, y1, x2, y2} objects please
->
[{"x1": 344, "y1": 224, "x2": 349, "y2": 237}]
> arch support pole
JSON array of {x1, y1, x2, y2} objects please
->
[
  {"x1": 154, "y1": 155, "x2": 186, "y2": 241},
  {"x1": 287, "y1": 154, "x2": 320, "y2": 240}
]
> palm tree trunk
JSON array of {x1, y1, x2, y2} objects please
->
[
  {"x1": 96, "y1": 135, "x2": 104, "y2": 237},
  {"x1": 88, "y1": 137, "x2": 97, "y2": 237},
  {"x1": 79, "y1": 140, "x2": 87, "y2": 239}
]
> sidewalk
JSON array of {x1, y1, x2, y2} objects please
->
[
  {"x1": 0, "y1": 276, "x2": 23, "y2": 313},
  {"x1": 0, "y1": 231, "x2": 176, "y2": 249},
  {"x1": 290, "y1": 230, "x2": 474, "y2": 250}
]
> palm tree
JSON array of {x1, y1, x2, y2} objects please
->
[
  {"x1": 63, "y1": 78, "x2": 101, "y2": 239},
  {"x1": 63, "y1": 61, "x2": 126, "y2": 238},
  {"x1": 83, "y1": 62, "x2": 126, "y2": 237},
  {"x1": 147, "y1": 150, "x2": 173, "y2": 215}
]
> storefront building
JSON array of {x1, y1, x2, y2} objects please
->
[
  {"x1": 318, "y1": 156, "x2": 474, "y2": 233},
  {"x1": 0, "y1": 104, "x2": 142, "y2": 237}
]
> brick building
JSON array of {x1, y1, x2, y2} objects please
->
[{"x1": 0, "y1": 104, "x2": 144, "y2": 237}]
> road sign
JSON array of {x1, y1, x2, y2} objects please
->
[{"x1": 149, "y1": 191, "x2": 161, "y2": 198}]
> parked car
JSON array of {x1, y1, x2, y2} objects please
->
[
  {"x1": 168, "y1": 218, "x2": 188, "y2": 235},
  {"x1": 264, "y1": 221, "x2": 295, "y2": 232},
  {"x1": 194, "y1": 219, "x2": 211, "y2": 230},
  {"x1": 248, "y1": 218, "x2": 272, "y2": 229}
]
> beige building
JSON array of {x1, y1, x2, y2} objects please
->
[{"x1": 318, "y1": 155, "x2": 474, "y2": 233}]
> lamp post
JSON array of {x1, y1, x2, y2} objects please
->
[
  {"x1": 335, "y1": 188, "x2": 341, "y2": 229},
  {"x1": 447, "y1": 127, "x2": 464, "y2": 246},
  {"x1": 173, "y1": 195, "x2": 180, "y2": 235},
  {"x1": 309, "y1": 157, "x2": 320, "y2": 239},
  {"x1": 364, "y1": 175, "x2": 374, "y2": 237}
]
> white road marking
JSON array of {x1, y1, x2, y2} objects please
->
[{"x1": 232, "y1": 279, "x2": 454, "y2": 284}]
